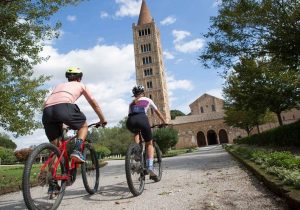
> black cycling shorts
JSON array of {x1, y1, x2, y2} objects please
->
[
  {"x1": 42, "y1": 103, "x2": 86, "y2": 141},
  {"x1": 126, "y1": 113, "x2": 152, "y2": 142}
]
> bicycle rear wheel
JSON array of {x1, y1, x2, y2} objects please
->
[
  {"x1": 152, "y1": 142, "x2": 162, "y2": 182},
  {"x1": 125, "y1": 142, "x2": 145, "y2": 196},
  {"x1": 22, "y1": 143, "x2": 66, "y2": 210},
  {"x1": 81, "y1": 144, "x2": 100, "y2": 194}
]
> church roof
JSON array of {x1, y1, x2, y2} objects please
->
[
  {"x1": 171, "y1": 112, "x2": 225, "y2": 125},
  {"x1": 138, "y1": 0, "x2": 153, "y2": 25}
]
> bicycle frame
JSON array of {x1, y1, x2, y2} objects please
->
[{"x1": 40, "y1": 135, "x2": 80, "y2": 182}]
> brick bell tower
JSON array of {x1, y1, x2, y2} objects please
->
[{"x1": 132, "y1": 0, "x2": 171, "y2": 125}]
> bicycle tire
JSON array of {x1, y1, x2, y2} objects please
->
[
  {"x1": 81, "y1": 144, "x2": 100, "y2": 194},
  {"x1": 125, "y1": 142, "x2": 145, "y2": 196},
  {"x1": 152, "y1": 142, "x2": 162, "y2": 182},
  {"x1": 22, "y1": 143, "x2": 66, "y2": 210}
]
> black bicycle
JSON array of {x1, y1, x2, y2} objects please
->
[{"x1": 125, "y1": 124, "x2": 167, "y2": 196}]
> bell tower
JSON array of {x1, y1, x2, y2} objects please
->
[{"x1": 132, "y1": 0, "x2": 171, "y2": 124}]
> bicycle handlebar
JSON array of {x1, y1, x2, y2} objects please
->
[
  {"x1": 88, "y1": 122, "x2": 107, "y2": 128},
  {"x1": 151, "y1": 123, "x2": 170, "y2": 128}
]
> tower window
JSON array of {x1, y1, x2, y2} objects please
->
[
  {"x1": 149, "y1": 94, "x2": 152, "y2": 99},
  {"x1": 138, "y1": 28, "x2": 151, "y2": 37},
  {"x1": 142, "y1": 56, "x2": 152, "y2": 65},
  {"x1": 141, "y1": 43, "x2": 151, "y2": 53},
  {"x1": 144, "y1": 68, "x2": 153, "y2": 76},
  {"x1": 200, "y1": 107, "x2": 204, "y2": 113},
  {"x1": 147, "y1": 81, "x2": 153, "y2": 89},
  {"x1": 212, "y1": 105, "x2": 216, "y2": 112}
]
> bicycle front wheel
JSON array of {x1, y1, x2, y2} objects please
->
[
  {"x1": 152, "y1": 142, "x2": 162, "y2": 182},
  {"x1": 125, "y1": 142, "x2": 145, "y2": 196},
  {"x1": 22, "y1": 143, "x2": 66, "y2": 210},
  {"x1": 81, "y1": 144, "x2": 100, "y2": 194}
]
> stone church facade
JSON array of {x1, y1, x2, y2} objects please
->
[{"x1": 133, "y1": 1, "x2": 300, "y2": 149}]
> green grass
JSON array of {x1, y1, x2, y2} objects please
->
[{"x1": 0, "y1": 165, "x2": 24, "y2": 194}]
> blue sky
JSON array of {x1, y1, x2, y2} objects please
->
[{"x1": 12, "y1": 0, "x2": 224, "y2": 149}]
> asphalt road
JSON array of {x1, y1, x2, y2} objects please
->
[{"x1": 0, "y1": 145, "x2": 288, "y2": 210}]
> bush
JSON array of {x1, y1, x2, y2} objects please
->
[
  {"x1": 14, "y1": 148, "x2": 33, "y2": 163},
  {"x1": 94, "y1": 144, "x2": 111, "y2": 158},
  {"x1": 0, "y1": 147, "x2": 17, "y2": 165},
  {"x1": 235, "y1": 120, "x2": 300, "y2": 147},
  {"x1": 153, "y1": 127, "x2": 178, "y2": 154}
]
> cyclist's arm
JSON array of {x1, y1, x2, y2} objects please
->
[
  {"x1": 149, "y1": 98, "x2": 167, "y2": 124},
  {"x1": 154, "y1": 109, "x2": 167, "y2": 124},
  {"x1": 82, "y1": 85, "x2": 107, "y2": 124},
  {"x1": 88, "y1": 98, "x2": 107, "y2": 123}
]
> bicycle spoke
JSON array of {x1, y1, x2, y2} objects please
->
[{"x1": 23, "y1": 143, "x2": 66, "y2": 210}]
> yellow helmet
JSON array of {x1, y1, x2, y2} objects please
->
[{"x1": 65, "y1": 67, "x2": 83, "y2": 80}]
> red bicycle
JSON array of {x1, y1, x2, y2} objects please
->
[{"x1": 22, "y1": 123, "x2": 104, "y2": 210}]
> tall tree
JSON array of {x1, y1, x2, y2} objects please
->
[
  {"x1": 223, "y1": 58, "x2": 300, "y2": 125},
  {"x1": 199, "y1": 0, "x2": 300, "y2": 71},
  {"x1": 0, "y1": 133, "x2": 17, "y2": 149},
  {"x1": 0, "y1": 0, "x2": 85, "y2": 136}
]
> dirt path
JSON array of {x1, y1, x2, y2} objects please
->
[{"x1": 0, "y1": 145, "x2": 288, "y2": 209}]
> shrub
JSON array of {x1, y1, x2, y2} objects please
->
[
  {"x1": 0, "y1": 147, "x2": 17, "y2": 165},
  {"x1": 153, "y1": 127, "x2": 178, "y2": 154},
  {"x1": 94, "y1": 144, "x2": 111, "y2": 158},
  {"x1": 14, "y1": 148, "x2": 33, "y2": 162},
  {"x1": 235, "y1": 120, "x2": 300, "y2": 147}
]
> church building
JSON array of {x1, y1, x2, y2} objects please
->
[{"x1": 132, "y1": 0, "x2": 300, "y2": 149}]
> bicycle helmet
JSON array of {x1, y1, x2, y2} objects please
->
[
  {"x1": 65, "y1": 67, "x2": 83, "y2": 81},
  {"x1": 132, "y1": 85, "x2": 145, "y2": 97}
]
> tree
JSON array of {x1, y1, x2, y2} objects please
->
[
  {"x1": 223, "y1": 58, "x2": 300, "y2": 125},
  {"x1": 224, "y1": 105, "x2": 275, "y2": 135},
  {"x1": 153, "y1": 127, "x2": 178, "y2": 154},
  {"x1": 170, "y1": 110, "x2": 185, "y2": 120},
  {"x1": 14, "y1": 148, "x2": 33, "y2": 162},
  {"x1": 199, "y1": 0, "x2": 300, "y2": 71},
  {"x1": 0, "y1": 133, "x2": 17, "y2": 149},
  {"x1": 0, "y1": 147, "x2": 17, "y2": 165},
  {"x1": 0, "y1": 0, "x2": 85, "y2": 136}
]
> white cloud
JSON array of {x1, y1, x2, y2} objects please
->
[
  {"x1": 163, "y1": 50, "x2": 175, "y2": 60},
  {"x1": 100, "y1": 11, "x2": 109, "y2": 19},
  {"x1": 172, "y1": 30, "x2": 191, "y2": 43},
  {"x1": 67, "y1": 15, "x2": 76, "y2": 22},
  {"x1": 175, "y1": 38, "x2": 205, "y2": 53},
  {"x1": 206, "y1": 88, "x2": 224, "y2": 99},
  {"x1": 160, "y1": 16, "x2": 176, "y2": 26},
  {"x1": 115, "y1": 0, "x2": 142, "y2": 17},
  {"x1": 167, "y1": 74, "x2": 194, "y2": 92},
  {"x1": 12, "y1": 44, "x2": 136, "y2": 149}
]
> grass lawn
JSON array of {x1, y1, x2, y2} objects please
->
[{"x1": 0, "y1": 165, "x2": 24, "y2": 195}]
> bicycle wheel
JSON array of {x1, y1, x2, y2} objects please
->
[
  {"x1": 125, "y1": 142, "x2": 145, "y2": 196},
  {"x1": 22, "y1": 143, "x2": 66, "y2": 210},
  {"x1": 81, "y1": 144, "x2": 100, "y2": 194},
  {"x1": 152, "y1": 142, "x2": 162, "y2": 182}
]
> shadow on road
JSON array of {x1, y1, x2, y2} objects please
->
[{"x1": 0, "y1": 198, "x2": 27, "y2": 210}]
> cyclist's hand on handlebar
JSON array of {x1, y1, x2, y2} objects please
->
[{"x1": 95, "y1": 121, "x2": 107, "y2": 128}]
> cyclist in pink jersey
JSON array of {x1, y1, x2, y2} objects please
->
[
  {"x1": 42, "y1": 67, "x2": 107, "y2": 163},
  {"x1": 126, "y1": 85, "x2": 167, "y2": 178}
]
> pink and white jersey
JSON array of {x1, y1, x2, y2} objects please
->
[
  {"x1": 44, "y1": 81, "x2": 94, "y2": 108},
  {"x1": 128, "y1": 97, "x2": 158, "y2": 115}
]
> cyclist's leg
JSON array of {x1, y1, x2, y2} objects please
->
[
  {"x1": 61, "y1": 104, "x2": 86, "y2": 162},
  {"x1": 139, "y1": 116, "x2": 157, "y2": 176}
]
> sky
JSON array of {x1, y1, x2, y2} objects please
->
[{"x1": 12, "y1": 0, "x2": 224, "y2": 149}]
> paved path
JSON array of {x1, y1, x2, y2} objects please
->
[{"x1": 0, "y1": 145, "x2": 288, "y2": 210}]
